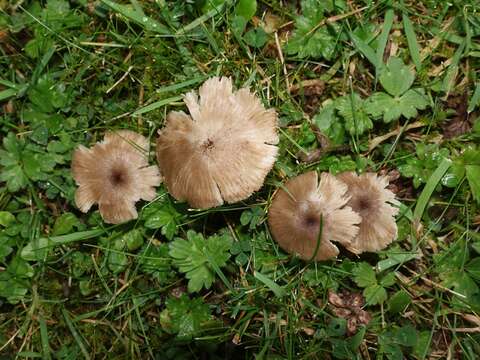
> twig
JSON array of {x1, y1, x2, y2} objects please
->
[{"x1": 106, "y1": 65, "x2": 133, "y2": 94}]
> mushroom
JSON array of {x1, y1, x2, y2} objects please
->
[
  {"x1": 156, "y1": 77, "x2": 278, "y2": 208},
  {"x1": 72, "y1": 130, "x2": 161, "y2": 224},
  {"x1": 268, "y1": 171, "x2": 361, "y2": 261},
  {"x1": 337, "y1": 172, "x2": 399, "y2": 253}
]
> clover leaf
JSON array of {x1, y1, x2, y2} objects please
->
[
  {"x1": 0, "y1": 133, "x2": 56, "y2": 192},
  {"x1": 335, "y1": 93, "x2": 373, "y2": 135},
  {"x1": 285, "y1": 0, "x2": 345, "y2": 60},
  {"x1": 353, "y1": 262, "x2": 395, "y2": 305},
  {"x1": 169, "y1": 230, "x2": 232, "y2": 292},
  {"x1": 160, "y1": 295, "x2": 211, "y2": 339},
  {"x1": 365, "y1": 57, "x2": 429, "y2": 122},
  {"x1": 379, "y1": 57, "x2": 414, "y2": 97},
  {"x1": 0, "y1": 257, "x2": 34, "y2": 304},
  {"x1": 313, "y1": 100, "x2": 346, "y2": 145},
  {"x1": 138, "y1": 243, "x2": 172, "y2": 284},
  {"x1": 143, "y1": 198, "x2": 184, "y2": 240},
  {"x1": 366, "y1": 89, "x2": 428, "y2": 123}
]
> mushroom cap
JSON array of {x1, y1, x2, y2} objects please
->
[
  {"x1": 156, "y1": 77, "x2": 279, "y2": 209},
  {"x1": 337, "y1": 172, "x2": 399, "y2": 253},
  {"x1": 72, "y1": 130, "x2": 161, "y2": 224},
  {"x1": 268, "y1": 171, "x2": 361, "y2": 261}
]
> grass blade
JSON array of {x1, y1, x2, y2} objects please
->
[
  {"x1": 101, "y1": 0, "x2": 170, "y2": 35},
  {"x1": 21, "y1": 229, "x2": 107, "y2": 261},
  {"x1": 350, "y1": 33, "x2": 378, "y2": 69},
  {"x1": 62, "y1": 308, "x2": 91, "y2": 360},
  {"x1": 442, "y1": 40, "x2": 466, "y2": 95},
  {"x1": 413, "y1": 158, "x2": 452, "y2": 222},
  {"x1": 38, "y1": 315, "x2": 52, "y2": 360},
  {"x1": 468, "y1": 82, "x2": 480, "y2": 113},
  {"x1": 155, "y1": 77, "x2": 207, "y2": 95},
  {"x1": 176, "y1": 5, "x2": 225, "y2": 35},
  {"x1": 132, "y1": 95, "x2": 182, "y2": 116},
  {"x1": 254, "y1": 271, "x2": 285, "y2": 298},
  {"x1": 403, "y1": 13, "x2": 422, "y2": 71},
  {"x1": 376, "y1": 9, "x2": 394, "y2": 73},
  {"x1": 0, "y1": 88, "x2": 18, "y2": 101}
]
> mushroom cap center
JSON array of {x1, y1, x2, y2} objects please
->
[
  {"x1": 351, "y1": 195, "x2": 376, "y2": 216},
  {"x1": 304, "y1": 214, "x2": 319, "y2": 228},
  {"x1": 358, "y1": 197, "x2": 370, "y2": 210},
  {"x1": 200, "y1": 138, "x2": 215, "y2": 152},
  {"x1": 109, "y1": 166, "x2": 128, "y2": 186}
]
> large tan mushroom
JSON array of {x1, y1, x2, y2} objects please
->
[
  {"x1": 268, "y1": 172, "x2": 361, "y2": 261},
  {"x1": 156, "y1": 77, "x2": 278, "y2": 208},
  {"x1": 72, "y1": 130, "x2": 161, "y2": 224},
  {"x1": 337, "y1": 172, "x2": 399, "y2": 253}
]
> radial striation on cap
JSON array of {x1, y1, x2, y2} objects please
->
[
  {"x1": 268, "y1": 171, "x2": 361, "y2": 261},
  {"x1": 156, "y1": 77, "x2": 279, "y2": 209},
  {"x1": 72, "y1": 130, "x2": 161, "y2": 224},
  {"x1": 337, "y1": 172, "x2": 399, "y2": 254}
]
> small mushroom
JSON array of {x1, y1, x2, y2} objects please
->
[
  {"x1": 72, "y1": 130, "x2": 161, "y2": 224},
  {"x1": 337, "y1": 172, "x2": 399, "y2": 253},
  {"x1": 156, "y1": 77, "x2": 278, "y2": 208},
  {"x1": 268, "y1": 172, "x2": 361, "y2": 261}
]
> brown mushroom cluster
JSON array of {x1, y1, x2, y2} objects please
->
[
  {"x1": 71, "y1": 76, "x2": 399, "y2": 260},
  {"x1": 71, "y1": 77, "x2": 278, "y2": 223},
  {"x1": 267, "y1": 171, "x2": 399, "y2": 260}
]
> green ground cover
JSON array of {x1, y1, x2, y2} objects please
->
[{"x1": 0, "y1": 0, "x2": 479, "y2": 358}]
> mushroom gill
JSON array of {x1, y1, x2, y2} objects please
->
[
  {"x1": 337, "y1": 171, "x2": 399, "y2": 253},
  {"x1": 156, "y1": 77, "x2": 279, "y2": 209},
  {"x1": 268, "y1": 171, "x2": 361, "y2": 261},
  {"x1": 72, "y1": 130, "x2": 161, "y2": 224}
]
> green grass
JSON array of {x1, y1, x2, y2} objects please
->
[{"x1": 1, "y1": 0, "x2": 480, "y2": 358}]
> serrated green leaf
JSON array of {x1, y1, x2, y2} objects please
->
[
  {"x1": 336, "y1": 93, "x2": 373, "y2": 135},
  {"x1": 284, "y1": 0, "x2": 341, "y2": 60},
  {"x1": 124, "y1": 229, "x2": 144, "y2": 251},
  {"x1": 9, "y1": 257, "x2": 34, "y2": 278},
  {"x1": 380, "y1": 272, "x2": 396, "y2": 287},
  {"x1": 364, "y1": 284, "x2": 387, "y2": 305},
  {"x1": 397, "y1": 89, "x2": 429, "y2": 118},
  {"x1": 365, "y1": 92, "x2": 397, "y2": 120},
  {"x1": 52, "y1": 213, "x2": 80, "y2": 236},
  {"x1": 313, "y1": 101, "x2": 346, "y2": 144},
  {"x1": 160, "y1": 295, "x2": 211, "y2": 339},
  {"x1": 379, "y1": 57, "x2": 414, "y2": 96},
  {"x1": 138, "y1": 244, "x2": 172, "y2": 283},
  {"x1": 169, "y1": 230, "x2": 232, "y2": 292},
  {"x1": 395, "y1": 325, "x2": 418, "y2": 347},
  {"x1": 0, "y1": 163, "x2": 28, "y2": 192},
  {"x1": 107, "y1": 250, "x2": 128, "y2": 274},
  {"x1": 353, "y1": 262, "x2": 377, "y2": 288},
  {"x1": 243, "y1": 28, "x2": 267, "y2": 48},
  {"x1": 144, "y1": 203, "x2": 182, "y2": 240}
]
